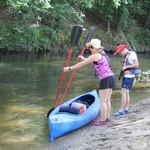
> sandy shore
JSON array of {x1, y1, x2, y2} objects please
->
[{"x1": 50, "y1": 98, "x2": 150, "y2": 150}]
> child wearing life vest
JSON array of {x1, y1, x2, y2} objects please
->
[{"x1": 113, "y1": 44, "x2": 139, "y2": 116}]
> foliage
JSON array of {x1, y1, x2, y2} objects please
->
[
  {"x1": 136, "y1": 70, "x2": 150, "y2": 82},
  {"x1": 0, "y1": 0, "x2": 84, "y2": 52},
  {"x1": 77, "y1": 0, "x2": 150, "y2": 50},
  {"x1": 0, "y1": 20, "x2": 50, "y2": 51},
  {"x1": 0, "y1": 0, "x2": 149, "y2": 52},
  {"x1": 7, "y1": 0, "x2": 52, "y2": 11}
]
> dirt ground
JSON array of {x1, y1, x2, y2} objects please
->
[{"x1": 50, "y1": 98, "x2": 150, "y2": 150}]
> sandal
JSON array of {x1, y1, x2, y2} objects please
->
[
  {"x1": 106, "y1": 118, "x2": 111, "y2": 122},
  {"x1": 93, "y1": 120, "x2": 107, "y2": 126},
  {"x1": 124, "y1": 108, "x2": 131, "y2": 113},
  {"x1": 113, "y1": 110, "x2": 125, "y2": 116}
]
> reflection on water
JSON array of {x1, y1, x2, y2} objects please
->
[{"x1": 0, "y1": 52, "x2": 150, "y2": 149}]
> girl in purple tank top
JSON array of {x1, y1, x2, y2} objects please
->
[
  {"x1": 64, "y1": 39, "x2": 115, "y2": 126},
  {"x1": 93, "y1": 53, "x2": 114, "y2": 80}
]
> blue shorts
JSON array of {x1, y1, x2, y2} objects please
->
[
  {"x1": 121, "y1": 77, "x2": 134, "y2": 90},
  {"x1": 99, "y1": 75, "x2": 116, "y2": 90}
]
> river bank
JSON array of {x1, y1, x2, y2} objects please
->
[{"x1": 50, "y1": 97, "x2": 150, "y2": 150}]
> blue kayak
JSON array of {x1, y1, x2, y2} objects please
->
[{"x1": 48, "y1": 89, "x2": 100, "y2": 141}]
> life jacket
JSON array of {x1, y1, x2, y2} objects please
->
[{"x1": 123, "y1": 51, "x2": 139, "y2": 75}]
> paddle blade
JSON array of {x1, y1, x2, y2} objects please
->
[
  {"x1": 47, "y1": 107, "x2": 55, "y2": 118},
  {"x1": 84, "y1": 26, "x2": 95, "y2": 44},
  {"x1": 70, "y1": 25, "x2": 82, "y2": 47}
]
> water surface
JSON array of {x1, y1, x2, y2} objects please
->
[{"x1": 0, "y1": 52, "x2": 150, "y2": 150}]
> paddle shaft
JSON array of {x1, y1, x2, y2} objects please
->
[
  {"x1": 118, "y1": 36, "x2": 132, "y2": 80},
  {"x1": 53, "y1": 47, "x2": 73, "y2": 107},
  {"x1": 59, "y1": 26, "x2": 95, "y2": 105},
  {"x1": 52, "y1": 25, "x2": 82, "y2": 107},
  {"x1": 118, "y1": 70, "x2": 123, "y2": 80},
  {"x1": 59, "y1": 47, "x2": 85, "y2": 105},
  {"x1": 118, "y1": 50, "x2": 132, "y2": 80}
]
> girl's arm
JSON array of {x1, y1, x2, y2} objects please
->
[
  {"x1": 63, "y1": 53, "x2": 102, "y2": 72},
  {"x1": 78, "y1": 55, "x2": 87, "y2": 61}
]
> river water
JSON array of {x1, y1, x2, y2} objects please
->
[{"x1": 0, "y1": 52, "x2": 150, "y2": 150}]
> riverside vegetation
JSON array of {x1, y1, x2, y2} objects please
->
[{"x1": 0, "y1": 0, "x2": 150, "y2": 53}]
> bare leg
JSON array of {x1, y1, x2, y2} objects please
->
[
  {"x1": 106, "y1": 89, "x2": 112, "y2": 119},
  {"x1": 99, "y1": 89, "x2": 112, "y2": 121},
  {"x1": 125, "y1": 90, "x2": 130, "y2": 109},
  {"x1": 120, "y1": 88, "x2": 127, "y2": 111}
]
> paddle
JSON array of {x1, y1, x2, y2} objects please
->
[
  {"x1": 59, "y1": 26, "x2": 95, "y2": 105},
  {"x1": 47, "y1": 25, "x2": 82, "y2": 117},
  {"x1": 118, "y1": 44, "x2": 131, "y2": 80},
  {"x1": 118, "y1": 60, "x2": 124, "y2": 80},
  {"x1": 118, "y1": 68, "x2": 123, "y2": 80}
]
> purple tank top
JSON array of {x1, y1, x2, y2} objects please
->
[{"x1": 93, "y1": 55, "x2": 114, "y2": 80}]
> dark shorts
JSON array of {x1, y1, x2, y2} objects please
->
[
  {"x1": 121, "y1": 77, "x2": 134, "y2": 90},
  {"x1": 99, "y1": 75, "x2": 116, "y2": 90}
]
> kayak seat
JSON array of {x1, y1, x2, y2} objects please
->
[
  {"x1": 78, "y1": 101, "x2": 90, "y2": 108},
  {"x1": 59, "y1": 94, "x2": 95, "y2": 114},
  {"x1": 77, "y1": 94, "x2": 95, "y2": 108}
]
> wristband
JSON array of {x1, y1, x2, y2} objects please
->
[{"x1": 69, "y1": 67, "x2": 71, "y2": 71}]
